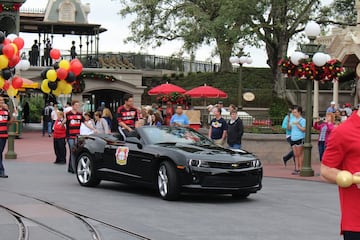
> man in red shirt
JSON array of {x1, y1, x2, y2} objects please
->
[
  {"x1": 116, "y1": 94, "x2": 139, "y2": 138},
  {"x1": 0, "y1": 96, "x2": 13, "y2": 178},
  {"x1": 64, "y1": 100, "x2": 83, "y2": 173},
  {"x1": 321, "y1": 110, "x2": 360, "y2": 240}
]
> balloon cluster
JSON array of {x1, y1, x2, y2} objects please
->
[
  {"x1": 40, "y1": 49, "x2": 83, "y2": 96},
  {"x1": 0, "y1": 31, "x2": 30, "y2": 97}
]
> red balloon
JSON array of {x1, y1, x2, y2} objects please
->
[
  {"x1": 3, "y1": 80, "x2": 10, "y2": 90},
  {"x1": 69, "y1": 60, "x2": 83, "y2": 76},
  {"x1": 8, "y1": 54, "x2": 20, "y2": 68},
  {"x1": 3, "y1": 38, "x2": 11, "y2": 45},
  {"x1": 56, "y1": 68, "x2": 68, "y2": 80},
  {"x1": 50, "y1": 49, "x2": 61, "y2": 60},
  {"x1": 11, "y1": 76, "x2": 23, "y2": 89},
  {"x1": 2, "y1": 44, "x2": 14, "y2": 59},
  {"x1": 12, "y1": 37, "x2": 24, "y2": 50}
]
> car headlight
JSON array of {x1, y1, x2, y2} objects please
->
[
  {"x1": 188, "y1": 159, "x2": 210, "y2": 168},
  {"x1": 251, "y1": 159, "x2": 262, "y2": 167}
]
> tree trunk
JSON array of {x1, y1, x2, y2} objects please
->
[
  {"x1": 216, "y1": 38, "x2": 234, "y2": 72},
  {"x1": 265, "y1": 37, "x2": 289, "y2": 99}
]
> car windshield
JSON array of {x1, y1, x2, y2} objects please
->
[{"x1": 142, "y1": 127, "x2": 213, "y2": 145}]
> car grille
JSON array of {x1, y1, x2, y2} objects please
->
[
  {"x1": 201, "y1": 172, "x2": 261, "y2": 188},
  {"x1": 207, "y1": 161, "x2": 252, "y2": 169}
]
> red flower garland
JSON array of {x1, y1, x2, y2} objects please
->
[
  {"x1": 278, "y1": 57, "x2": 344, "y2": 81},
  {"x1": 0, "y1": 3, "x2": 22, "y2": 13}
]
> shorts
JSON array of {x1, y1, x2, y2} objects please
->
[{"x1": 290, "y1": 139, "x2": 304, "y2": 146}]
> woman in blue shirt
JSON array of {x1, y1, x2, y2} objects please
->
[{"x1": 288, "y1": 105, "x2": 306, "y2": 175}]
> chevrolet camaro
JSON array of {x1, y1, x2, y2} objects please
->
[{"x1": 74, "y1": 126, "x2": 262, "y2": 200}]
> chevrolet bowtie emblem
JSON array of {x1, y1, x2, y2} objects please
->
[{"x1": 232, "y1": 163, "x2": 239, "y2": 168}]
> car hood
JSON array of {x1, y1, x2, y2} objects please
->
[{"x1": 152, "y1": 143, "x2": 257, "y2": 162}]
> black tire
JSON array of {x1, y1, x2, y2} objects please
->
[
  {"x1": 232, "y1": 192, "x2": 250, "y2": 199},
  {"x1": 157, "y1": 161, "x2": 180, "y2": 201},
  {"x1": 76, "y1": 152, "x2": 101, "y2": 187}
]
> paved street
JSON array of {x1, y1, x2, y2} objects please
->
[{"x1": 0, "y1": 128, "x2": 342, "y2": 240}]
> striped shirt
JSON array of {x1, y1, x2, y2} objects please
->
[
  {"x1": 66, "y1": 111, "x2": 83, "y2": 139},
  {"x1": 0, "y1": 108, "x2": 9, "y2": 138}
]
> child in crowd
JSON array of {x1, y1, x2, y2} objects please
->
[{"x1": 53, "y1": 111, "x2": 66, "y2": 164}]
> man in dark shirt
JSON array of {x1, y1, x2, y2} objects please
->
[
  {"x1": 116, "y1": 94, "x2": 139, "y2": 138},
  {"x1": 208, "y1": 107, "x2": 228, "y2": 146}
]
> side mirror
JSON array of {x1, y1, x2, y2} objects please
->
[{"x1": 126, "y1": 137, "x2": 142, "y2": 149}]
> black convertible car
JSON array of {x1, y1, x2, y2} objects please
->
[{"x1": 74, "y1": 126, "x2": 262, "y2": 200}]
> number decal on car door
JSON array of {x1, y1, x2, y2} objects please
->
[{"x1": 115, "y1": 146, "x2": 129, "y2": 165}]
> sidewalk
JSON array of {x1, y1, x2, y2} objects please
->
[{"x1": 7, "y1": 124, "x2": 323, "y2": 182}]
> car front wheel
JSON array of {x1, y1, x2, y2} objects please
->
[
  {"x1": 157, "y1": 161, "x2": 180, "y2": 201},
  {"x1": 76, "y1": 152, "x2": 100, "y2": 187}
]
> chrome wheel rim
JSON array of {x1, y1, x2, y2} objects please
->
[
  {"x1": 77, "y1": 155, "x2": 91, "y2": 184},
  {"x1": 158, "y1": 165, "x2": 168, "y2": 197}
]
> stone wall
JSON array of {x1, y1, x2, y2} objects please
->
[{"x1": 241, "y1": 133, "x2": 320, "y2": 164}]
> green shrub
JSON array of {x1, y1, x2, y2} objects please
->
[{"x1": 27, "y1": 96, "x2": 44, "y2": 123}]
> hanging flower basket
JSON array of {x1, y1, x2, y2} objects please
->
[
  {"x1": 278, "y1": 57, "x2": 345, "y2": 82},
  {"x1": 156, "y1": 92, "x2": 191, "y2": 105}
]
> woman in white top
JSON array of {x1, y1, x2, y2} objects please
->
[
  {"x1": 94, "y1": 111, "x2": 110, "y2": 134},
  {"x1": 80, "y1": 112, "x2": 96, "y2": 135}
]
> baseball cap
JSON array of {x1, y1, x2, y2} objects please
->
[{"x1": 330, "y1": 101, "x2": 335, "y2": 105}]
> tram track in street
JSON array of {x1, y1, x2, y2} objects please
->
[{"x1": 1, "y1": 193, "x2": 152, "y2": 240}]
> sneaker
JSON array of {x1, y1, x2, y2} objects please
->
[
  {"x1": 0, "y1": 174, "x2": 9, "y2": 178},
  {"x1": 291, "y1": 170, "x2": 299, "y2": 175}
]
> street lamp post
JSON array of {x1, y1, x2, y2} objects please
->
[
  {"x1": 293, "y1": 21, "x2": 326, "y2": 177},
  {"x1": 230, "y1": 53, "x2": 253, "y2": 109}
]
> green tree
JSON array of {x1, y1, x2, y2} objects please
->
[
  {"x1": 118, "y1": 0, "x2": 257, "y2": 72},
  {"x1": 249, "y1": 1, "x2": 322, "y2": 98}
]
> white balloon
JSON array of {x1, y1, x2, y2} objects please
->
[
  {"x1": 229, "y1": 56, "x2": 239, "y2": 64},
  {"x1": 245, "y1": 57, "x2": 253, "y2": 64},
  {"x1": 312, "y1": 52, "x2": 328, "y2": 67},
  {"x1": 239, "y1": 56, "x2": 247, "y2": 64},
  {"x1": 6, "y1": 33, "x2": 18, "y2": 41},
  {"x1": 21, "y1": 60, "x2": 30, "y2": 70},
  {"x1": 290, "y1": 51, "x2": 306, "y2": 65}
]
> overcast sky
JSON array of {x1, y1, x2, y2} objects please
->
[{"x1": 20, "y1": 0, "x2": 333, "y2": 68}]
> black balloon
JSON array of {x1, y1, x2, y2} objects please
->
[
  {"x1": 40, "y1": 67, "x2": 52, "y2": 79},
  {"x1": 0, "y1": 44, "x2": 3, "y2": 55},
  {"x1": 66, "y1": 72, "x2": 75, "y2": 83},
  {"x1": 48, "y1": 81, "x2": 58, "y2": 90},
  {"x1": 53, "y1": 62, "x2": 59, "y2": 70},
  {"x1": 1, "y1": 69, "x2": 12, "y2": 80},
  {"x1": 0, "y1": 31, "x2": 4, "y2": 44}
]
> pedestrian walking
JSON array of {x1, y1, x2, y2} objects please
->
[
  {"x1": 281, "y1": 107, "x2": 296, "y2": 167},
  {"x1": 0, "y1": 96, "x2": 13, "y2": 178},
  {"x1": 321, "y1": 109, "x2": 360, "y2": 240},
  {"x1": 41, "y1": 102, "x2": 53, "y2": 137},
  {"x1": 227, "y1": 110, "x2": 243, "y2": 149},
  {"x1": 53, "y1": 111, "x2": 66, "y2": 164}
]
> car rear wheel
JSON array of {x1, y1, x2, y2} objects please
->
[
  {"x1": 76, "y1": 153, "x2": 100, "y2": 187},
  {"x1": 157, "y1": 161, "x2": 180, "y2": 201}
]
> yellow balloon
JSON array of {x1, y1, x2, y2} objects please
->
[
  {"x1": 57, "y1": 79, "x2": 67, "y2": 91},
  {"x1": 52, "y1": 88, "x2": 62, "y2": 96},
  {"x1": 10, "y1": 43, "x2": 18, "y2": 55},
  {"x1": 0, "y1": 55, "x2": 9, "y2": 70},
  {"x1": 59, "y1": 60, "x2": 70, "y2": 71},
  {"x1": 0, "y1": 76, "x2": 4, "y2": 88},
  {"x1": 41, "y1": 79, "x2": 51, "y2": 93},
  {"x1": 62, "y1": 83, "x2": 73, "y2": 94},
  {"x1": 46, "y1": 69, "x2": 57, "y2": 82},
  {"x1": 7, "y1": 85, "x2": 18, "y2": 97}
]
